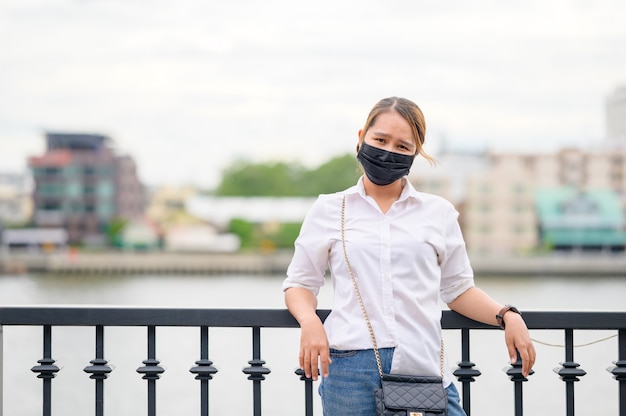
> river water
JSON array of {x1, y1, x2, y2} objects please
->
[{"x1": 0, "y1": 272, "x2": 625, "y2": 415}]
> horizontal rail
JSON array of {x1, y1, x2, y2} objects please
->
[{"x1": 1, "y1": 307, "x2": 626, "y2": 329}]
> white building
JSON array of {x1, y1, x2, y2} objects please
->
[
  {"x1": 0, "y1": 172, "x2": 33, "y2": 226},
  {"x1": 186, "y1": 196, "x2": 316, "y2": 227},
  {"x1": 606, "y1": 85, "x2": 626, "y2": 146}
]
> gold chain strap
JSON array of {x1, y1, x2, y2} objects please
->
[
  {"x1": 340, "y1": 196, "x2": 444, "y2": 379},
  {"x1": 341, "y1": 196, "x2": 385, "y2": 378}
]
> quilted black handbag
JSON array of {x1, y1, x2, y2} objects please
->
[{"x1": 374, "y1": 374, "x2": 447, "y2": 416}]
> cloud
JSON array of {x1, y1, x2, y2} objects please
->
[{"x1": 1, "y1": 0, "x2": 625, "y2": 188}]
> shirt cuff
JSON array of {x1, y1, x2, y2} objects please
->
[{"x1": 440, "y1": 278, "x2": 475, "y2": 304}]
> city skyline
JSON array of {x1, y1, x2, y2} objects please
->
[{"x1": 1, "y1": 0, "x2": 625, "y2": 189}]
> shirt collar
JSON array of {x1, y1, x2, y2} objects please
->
[{"x1": 346, "y1": 176, "x2": 424, "y2": 202}]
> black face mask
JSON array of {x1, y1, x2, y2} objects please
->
[{"x1": 356, "y1": 141, "x2": 415, "y2": 186}]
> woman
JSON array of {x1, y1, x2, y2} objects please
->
[{"x1": 282, "y1": 97, "x2": 535, "y2": 416}]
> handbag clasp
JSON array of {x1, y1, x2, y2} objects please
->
[{"x1": 409, "y1": 413, "x2": 423, "y2": 416}]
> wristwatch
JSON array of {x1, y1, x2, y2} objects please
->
[{"x1": 496, "y1": 305, "x2": 521, "y2": 329}]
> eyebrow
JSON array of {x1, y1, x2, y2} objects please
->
[{"x1": 372, "y1": 131, "x2": 416, "y2": 149}]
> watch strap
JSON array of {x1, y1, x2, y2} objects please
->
[{"x1": 496, "y1": 305, "x2": 521, "y2": 329}]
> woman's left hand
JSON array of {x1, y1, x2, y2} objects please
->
[{"x1": 503, "y1": 312, "x2": 536, "y2": 377}]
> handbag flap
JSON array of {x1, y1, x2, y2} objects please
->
[
  {"x1": 382, "y1": 374, "x2": 442, "y2": 384},
  {"x1": 381, "y1": 378, "x2": 447, "y2": 412}
]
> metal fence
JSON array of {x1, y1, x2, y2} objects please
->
[{"x1": 0, "y1": 307, "x2": 624, "y2": 416}]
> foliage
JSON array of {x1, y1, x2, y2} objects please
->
[
  {"x1": 299, "y1": 154, "x2": 361, "y2": 195},
  {"x1": 268, "y1": 222, "x2": 302, "y2": 248},
  {"x1": 105, "y1": 218, "x2": 127, "y2": 248},
  {"x1": 218, "y1": 154, "x2": 360, "y2": 251},
  {"x1": 215, "y1": 153, "x2": 360, "y2": 196},
  {"x1": 215, "y1": 161, "x2": 304, "y2": 196},
  {"x1": 228, "y1": 218, "x2": 302, "y2": 251},
  {"x1": 228, "y1": 218, "x2": 256, "y2": 248}
]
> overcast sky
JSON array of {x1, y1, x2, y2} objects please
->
[{"x1": 1, "y1": 0, "x2": 625, "y2": 189}]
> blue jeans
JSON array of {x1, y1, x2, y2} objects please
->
[{"x1": 319, "y1": 348, "x2": 466, "y2": 416}]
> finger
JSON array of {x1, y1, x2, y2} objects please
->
[
  {"x1": 522, "y1": 345, "x2": 536, "y2": 377},
  {"x1": 310, "y1": 351, "x2": 320, "y2": 380},
  {"x1": 302, "y1": 349, "x2": 312, "y2": 378},
  {"x1": 518, "y1": 348, "x2": 530, "y2": 376},
  {"x1": 319, "y1": 348, "x2": 332, "y2": 378},
  {"x1": 298, "y1": 349, "x2": 305, "y2": 373}
]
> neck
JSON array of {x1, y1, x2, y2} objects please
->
[{"x1": 363, "y1": 177, "x2": 404, "y2": 212}]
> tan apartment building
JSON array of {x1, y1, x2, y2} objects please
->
[
  {"x1": 463, "y1": 148, "x2": 626, "y2": 255},
  {"x1": 606, "y1": 85, "x2": 626, "y2": 145}
]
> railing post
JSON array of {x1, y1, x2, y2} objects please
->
[
  {"x1": 136, "y1": 326, "x2": 165, "y2": 416},
  {"x1": 608, "y1": 328, "x2": 626, "y2": 416},
  {"x1": 295, "y1": 369, "x2": 316, "y2": 416},
  {"x1": 555, "y1": 328, "x2": 586, "y2": 416},
  {"x1": 189, "y1": 326, "x2": 218, "y2": 416},
  {"x1": 0, "y1": 324, "x2": 3, "y2": 416},
  {"x1": 31, "y1": 325, "x2": 60, "y2": 416},
  {"x1": 242, "y1": 326, "x2": 270, "y2": 416},
  {"x1": 506, "y1": 349, "x2": 534, "y2": 416},
  {"x1": 83, "y1": 325, "x2": 112, "y2": 416},
  {"x1": 453, "y1": 327, "x2": 481, "y2": 415}
]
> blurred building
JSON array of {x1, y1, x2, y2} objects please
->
[
  {"x1": 463, "y1": 153, "x2": 538, "y2": 255},
  {"x1": 463, "y1": 148, "x2": 626, "y2": 255},
  {"x1": 146, "y1": 185, "x2": 200, "y2": 232},
  {"x1": 186, "y1": 196, "x2": 316, "y2": 227},
  {"x1": 118, "y1": 217, "x2": 161, "y2": 251},
  {"x1": 409, "y1": 151, "x2": 488, "y2": 205},
  {"x1": 145, "y1": 186, "x2": 242, "y2": 252},
  {"x1": 0, "y1": 172, "x2": 33, "y2": 227},
  {"x1": 1, "y1": 228, "x2": 67, "y2": 252},
  {"x1": 536, "y1": 187, "x2": 626, "y2": 251},
  {"x1": 28, "y1": 132, "x2": 145, "y2": 245},
  {"x1": 606, "y1": 85, "x2": 626, "y2": 147}
]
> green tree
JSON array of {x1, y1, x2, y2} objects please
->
[
  {"x1": 215, "y1": 161, "x2": 304, "y2": 196},
  {"x1": 302, "y1": 154, "x2": 360, "y2": 195},
  {"x1": 228, "y1": 218, "x2": 256, "y2": 248},
  {"x1": 105, "y1": 218, "x2": 127, "y2": 248},
  {"x1": 270, "y1": 222, "x2": 302, "y2": 248},
  {"x1": 227, "y1": 219, "x2": 302, "y2": 251},
  {"x1": 215, "y1": 153, "x2": 359, "y2": 196}
]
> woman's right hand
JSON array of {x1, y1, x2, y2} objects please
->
[
  {"x1": 298, "y1": 315, "x2": 332, "y2": 380},
  {"x1": 285, "y1": 287, "x2": 332, "y2": 380}
]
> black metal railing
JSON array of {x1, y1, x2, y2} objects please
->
[{"x1": 0, "y1": 307, "x2": 625, "y2": 416}]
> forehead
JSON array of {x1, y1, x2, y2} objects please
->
[{"x1": 368, "y1": 111, "x2": 414, "y2": 137}]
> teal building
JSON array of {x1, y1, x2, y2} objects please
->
[{"x1": 535, "y1": 187, "x2": 626, "y2": 251}]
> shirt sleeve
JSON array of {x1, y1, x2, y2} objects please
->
[
  {"x1": 439, "y1": 202, "x2": 475, "y2": 304},
  {"x1": 282, "y1": 195, "x2": 331, "y2": 295}
]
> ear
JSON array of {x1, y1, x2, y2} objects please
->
[{"x1": 356, "y1": 130, "x2": 364, "y2": 152}]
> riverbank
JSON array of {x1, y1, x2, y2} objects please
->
[
  {"x1": 1, "y1": 250, "x2": 626, "y2": 276},
  {"x1": 0, "y1": 250, "x2": 294, "y2": 275}
]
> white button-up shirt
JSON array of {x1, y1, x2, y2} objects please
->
[{"x1": 283, "y1": 177, "x2": 475, "y2": 384}]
